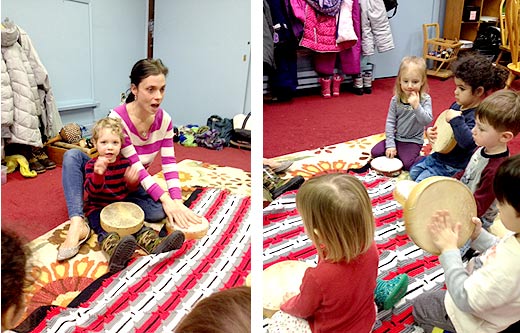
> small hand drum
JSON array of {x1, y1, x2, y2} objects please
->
[
  {"x1": 100, "y1": 202, "x2": 144, "y2": 237},
  {"x1": 166, "y1": 217, "x2": 210, "y2": 240},
  {"x1": 394, "y1": 176, "x2": 476, "y2": 255},
  {"x1": 246, "y1": 260, "x2": 312, "y2": 318},
  {"x1": 431, "y1": 110, "x2": 457, "y2": 154},
  {"x1": 370, "y1": 156, "x2": 404, "y2": 177}
]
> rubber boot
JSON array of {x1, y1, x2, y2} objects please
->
[
  {"x1": 363, "y1": 63, "x2": 374, "y2": 94},
  {"x1": 319, "y1": 77, "x2": 332, "y2": 98},
  {"x1": 351, "y1": 74, "x2": 364, "y2": 95},
  {"x1": 332, "y1": 74, "x2": 343, "y2": 97}
]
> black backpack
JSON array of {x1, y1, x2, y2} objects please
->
[
  {"x1": 473, "y1": 26, "x2": 501, "y2": 58},
  {"x1": 383, "y1": 0, "x2": 398, "y2": 19}
]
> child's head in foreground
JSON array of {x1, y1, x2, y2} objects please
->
[
  {"x1": 296, "y1": 173, "x2": 375, "y2": 263},
  {"x1": 473, "y1": 89, "x2": 520, "y2": 149},
  {"x1": 493, "y1": 154, "x2": 520, "y2": 233},
  {"x1": 1, "y1": 229, "x2": 31, "y2": 332},
  {"x1": 175, "y1": 286, "x2": 251, "y2": 333},
  {"x1": 91, "y1": 117, "x2": 125, "y2": 161}
]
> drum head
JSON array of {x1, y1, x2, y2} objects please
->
[
  {"x1": 431, "y1": 110, "x2": 457, "y2": 153},
  {"x1": 404, "y1": 176, "x2": 476, "y2": 255},
  {"x1": 100, "y1": 202, "x2": 145, "y2": 237},
  {"x1": 261, "y1": 260, "x2": 312, "y2": 318},
  {"x1": 169, "y1": 217, "x2": 210, "y2": 240},
  {"x1": 370, "y1": 156, "x2": 403, "y2": 177}
]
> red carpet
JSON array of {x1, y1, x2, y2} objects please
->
[
  {"x1": 1, "y1": 144, "x2": 250, "y2": 242},
  {"x1": 264, "y1": 77, "x2": 520, "y2": 157}
]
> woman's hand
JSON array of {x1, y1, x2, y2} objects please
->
[
  {"x1": 470, "y1": 217, "x2": 483, "y2": 241},
  {"x1": 160, "y1": 193, "x2": 202, "y2": 228},
  {"x1": 426, "y1": 126, "x2": 438, "y2": 143},
  {"x1": 428, "y1": 210, "x2": 460, "y2": 253},
  {"x1": 385, "y1": 147, "x2": 397, "y2": 158}
]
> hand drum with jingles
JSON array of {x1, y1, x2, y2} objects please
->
[
  {"x1": 245, "y1": 260, "x2": 312, "y2": 318},
  {"x1": 393, "y1": 176, "x2": 476, "y2": 255},
  {"x1": 431, "y1": 110, "x2": 457, "y2": 154},
  {"x1": 100, "y1": 202, "x2": 145, "y2": 237},
  {"x1": 370, "y1": 156, "x2": 404, "y2": 177},
  {"x1": 165, "y1": 217, "x2": 210, "y2": 240}
]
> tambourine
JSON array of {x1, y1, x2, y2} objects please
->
[
  {"x1": 370, "y1": 156, "x2": 404, "y2": 177},
  {"x1": 246, "y1": 260, "x2": 312, "y2": 318},
  {"x1": 100, "y1": 202, "x2": 145, "y2": 237},
  {"x1": 166, "y1": 217, "x2": 210, "y2": 240},
  {"x1": 393, "y1": 176, "x2": 476, "y2": 255},
  {"x1": 431, "y1": 110, "x2": 457, "y2": 154}
]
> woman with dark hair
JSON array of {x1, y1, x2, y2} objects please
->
[{"x1": 58, "y1": 58, "x2": 201, "y2": 261}]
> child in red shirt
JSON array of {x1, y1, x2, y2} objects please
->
[{"x1": 268, "y1": 174, "x2": 405, "y2": 332}]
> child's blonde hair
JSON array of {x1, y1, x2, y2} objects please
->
[
  {"x1": 296, "y1": 174, "x2": 375, "y2": 263},
  {"x1": 476, "y1": 89, "x2": 520, "y2": 136},
  {"x1": 91, "y1": 117, "x2": 125, "y2": 143},
  {"x1": 394, "y1": 56, "x2": 429, "y2": 101}
]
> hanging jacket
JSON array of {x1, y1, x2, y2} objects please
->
[
  {"x1": 338, "y1": 0, "x2": 362, "y2": 75},
  {"x1": 1, "y1": 19, "x2": 62, "y2": 146},
  {"x1": 1, "y1": 19, "x2": 42, "y2": 146},
  {"x1": 359, "y1": 0, "x2": 394, "y2": 56},
  {"x1": 294, "y1": 1, "x2": 356, "y2": 52}
]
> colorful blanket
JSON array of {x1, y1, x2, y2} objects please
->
[
  {"x1": 20, "y1": 159, "x2": 251, "y2": 330},
  {"x1": 24, "y1": 188, "x2": 251, "y2": 332}
]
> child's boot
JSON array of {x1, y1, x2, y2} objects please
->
[
  {"x1": 362, "y1": 63, "x2": 374, "y2": 94},
  {"x1": 136, "y1": 227, "x2": 185, "y2": 254},
  {"x1": 102, "y1": 232, "x2": 138, "y2": 273},
  {"x1": 319, "y1": 77, "x2": 332, "y2": 98},
  {"x1": 374, "y1": 274, "x2": 409, "y2": 310},
  {"x1": 351, "y1": 74, "x2": 364, "y2": 95},
  {"x1": 332, "y1": 74, "x2": 343, "y2": 97}
]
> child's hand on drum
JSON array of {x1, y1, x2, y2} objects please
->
[
  {"x1": 281, "y1": 291, "x2": 298, "y2": 304},
  {"x1": 470, "y1": 217, "x2": 483, "y2": 241},
  {"x1": 428, "y1": 210, "x2": 461, "y2": 253},
  {"x1": 385, "y1": 147, "x2": 397, "y2": 158},
  {"x1": 426, "y1": 126, "x2": 438, "y2": 142},
  {"x1": 445, "y1": 109, "x2": 462, "y2": 122},
  {"x1": 94, "y1": 156, "x2": 110, "y2": 175}
]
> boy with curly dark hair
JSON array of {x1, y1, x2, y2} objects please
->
[{"x1": 410, "y1": 53, "x2": 509, "y2": 182}]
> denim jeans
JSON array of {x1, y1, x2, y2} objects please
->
[
  {"x1": 63, "y1": 149, "x2": 166, "y2": 222},
  {"x1": 409, "y1": 155, "x2": 462, "y2": 182}
]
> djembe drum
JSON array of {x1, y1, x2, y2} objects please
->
[
  {"x1": 431, "y1": 110, "x2": 457, "y2": 154},
  {"x1": 393, "y1": 176, "x2": 476, "y2": 255},
  {"x1": 100, "y1": 202, "x2": 144, "y2": 237},
  {"x1": 246, "y1": 260, "x2": 313, "y2": 318},
  {"x1": 166, "y1": 217, "x2": 210, "y2": 240},
  {"x1": 370, "y1": 156, "x2": 404, "y2": 177}
]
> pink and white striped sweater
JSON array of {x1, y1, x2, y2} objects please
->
[{"x1": 110, "y1": 104, "x2": 181, "y2": 201}]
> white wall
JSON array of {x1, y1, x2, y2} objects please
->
[
  {"x1": 370, "y1": 0, "x2": 444, "y2": 78},
  {"x1": 1, "y1": 0, "x2": 147, "y2": 131},
  {"x1": 153, "y1": 1, "x2": 251, "y2": 126}
]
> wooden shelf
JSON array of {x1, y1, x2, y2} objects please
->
[{"x1": 443, "y1": 0, "x2": 501, "y2": 42}]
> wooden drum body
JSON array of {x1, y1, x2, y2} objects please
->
[
  {"x1": 431, "y1": 110, "x2": 457, "y2": 154},
  {"x1": 166, "y1": 217, "x2": 210, "y2": 240},
  {"x1": 246, "y1": 260, "x2": 312, "y2": 318},
  {"x1": 393, "y1": 176, "x2": 476, "y2": 255},
  {"x1": 100, "y1": 202, "x2": 145, "y2": 237},
  {"x1": 370, "y1": 156, "x2": 403, "y2": 177}
]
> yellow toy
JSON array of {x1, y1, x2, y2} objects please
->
[{"x1": 5, "y1": 154, "x2": 38, "y2": 178}]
